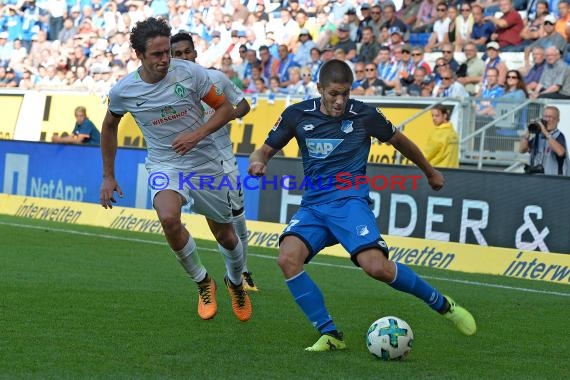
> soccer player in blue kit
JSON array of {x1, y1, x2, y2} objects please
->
[{"x1": 248, "y1": 59, "x2": 476, "y2": 351}]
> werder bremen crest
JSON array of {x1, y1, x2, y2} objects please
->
[{"x1": 174, "y1": 83, "x2": 187, "y2": 98}]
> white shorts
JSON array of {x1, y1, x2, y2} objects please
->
[
  {"x1": 222, "y1": 158, "x2": 245, "y2": 215},
  {"x1": 148, "y1": 168, "x2": 232, "y2": 224}
]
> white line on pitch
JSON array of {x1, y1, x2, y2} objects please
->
[{"x1": 1, "y1": 220, "x2": 569, "y2": 298}]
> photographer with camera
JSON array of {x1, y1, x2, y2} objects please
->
[{"x1": 519, "y1": 106, "x2": 569, "y2": 175}]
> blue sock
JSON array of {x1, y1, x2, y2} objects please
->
[
  {"x1": 389, "y1": 262, "x2": 446, "y2": 312},
  {"x1": 286, "y1": 271, "x2": 337, "y2": 334}
]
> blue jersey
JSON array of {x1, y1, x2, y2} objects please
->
[{"x1": 265, "y1": 98, "x2": 395, "y2": 206}]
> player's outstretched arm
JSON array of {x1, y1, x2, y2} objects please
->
[
  {"x1": 388, "y1": 130, "x2": 444, "y2": 191},
  {"x1": 249, "y1": 144, "x2": 279, "y2": 177},
  {"x1": 100, "y1": 110, "x2": 123, "y2": 209}
]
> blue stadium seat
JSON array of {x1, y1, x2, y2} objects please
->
[{"x1": 409, "y1": 33, "x2": 430, "y2": 47}]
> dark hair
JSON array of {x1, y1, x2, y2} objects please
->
[
  {"x1": 318, "y1": 59, "x2": 354, "y2": 86},
  {"x1": 171, "y1": 31, "x2": 194, "y2": 50},
  {"x1": 433, "y1": 105, "x2": 451, "y2": 119},
  {"x1": 130, "y1": 17, "x2": 171, "y2": 54},
  {"x1": 505, "y1": 69, "x2": 528, "y2": 97}
]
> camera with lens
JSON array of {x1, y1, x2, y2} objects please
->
[
  {"x1": 524, "y1": 164, "x2": 545, "y2": 174},
  {"x1": 527, "y1": 119, "x2": 547, "y2": 134}
]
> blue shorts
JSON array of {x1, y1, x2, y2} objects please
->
[{"x1": 281, "y1": 197, "x2": 389, "y2": 265}]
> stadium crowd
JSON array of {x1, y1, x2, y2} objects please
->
[{"x1": 1, "y1": 0, "x2": 570, "y2": 100}]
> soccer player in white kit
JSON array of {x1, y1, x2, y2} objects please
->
[
  {"x1": 99, "y1": 18, "x2": 252, "y2": 322},
  {"x1": 170, "y1": 32, "x2": 259, "y2": 292}
]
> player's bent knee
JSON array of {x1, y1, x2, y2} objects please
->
[
  {"x1": 213, "y1": 226, "x2": 238, "y2": 249},
  {"x1": 277, "y1": 237, "x2": 309, "y2": 275},
  {"x1": 357, "y1": 249, "x2": 394, "y2": 282},
  {"x1": 157, "y1": 213, "x2": 182, "y2": 233}
]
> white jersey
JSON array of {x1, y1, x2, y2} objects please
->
[
  {"x1": 108, "y1": 59, "x2": 223, "y2": 173},
  {"x1": 203, "y1": 69, "x2": 245, "y2": 162}
]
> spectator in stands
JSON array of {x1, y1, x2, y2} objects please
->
[
  {"x1": 524, "y1": 15, "x2": 567, "y2": 65},
  {"x1": 315, "y1": 10, "x2": 337, "y2": 49},
  {"x1": 244, "y1": 29, "x2": 260, "y2": 53},
  {"x1": 29, "y1": 30, "x2": 51, "y2": 68},
  {"x1": 432, "y1": 56, "x2": 449, "y2": 91},
  {"x1": 71, "y1": 65, "x2": 94, "y2": 90},
  {"x1": 531, "y1": 46, "x2": 570, "y2": 99},
  {"x1": 434, "y1": 68, "x2": 469, "y2": 97},
  {"x1": 334, "y1": 48, "x2": 354, "y2": 72},
  {"x1": 294, "y1": 28, "x2": 317, "y2": 68},
  {"x1": 0, "y1": 66, "x2": 17, "y2": 87},
  {"x1": 308, "y1": 47, "x2": 323, "y2": 82},
  {"x1": 476, "y1": 67, "x2": 505, "y2": 116},
  {"x1": 520, "y1": 105, "x2": 568, "y2": 176},
  {"x1": 21, "y1": 0, "x2": 43, "y2": 52},
  {"x1": 455, "y1": 2, "x2": 474, "y2": 52},
  {"x1": 244, "y1": 63, "x2": 264, "y2": 94},
  {"x1": 52, "y1": 106, "x2": 100, "y2": 145},
  {"x1": 524, "y1": 46, "x2": 546, "y2": 91},
  {"x1": 57, "y1": 17, "x2": 77, "y2": 45},
  {"x1": 384, "y1": 26, "x2": 405, "y2": 49},
  {"x1": 457, "y1": 42, "x2": 486, "y2": 96},
  {"x1": 367, "y1": 4, "x2": 383, "y2": 39},
  {"x1": 275, "y1": 8, "x2": 299, "y2": 48},
  {"x1": 486, "y1": 0, "x2": 524, "y2": 51},
  {"x1": 424, "y1": 106, "x2": 459, "y2": 168},
  {"x1": 333, "y1": 23, "x2": 357, "y2": 61},
  {"x1": 357, "y1": 3, "x2": 372, "y2": 40},
  {"x1": 343, "y1": 8, "x2": 360, "y2": 42},
  {"x1": 17, "y1": 69, "x2": 36, "y2": 90},
  {"x1": 357, "y1": 26, "x2": 380, "y2": 64},
  {"x1": 2, "y1": 5, "x2": 24, "y2": 42},
  {"x1": 8, "y1": 39, "x2": 28, "y2": 71},
  {"x1": 381, "y1": 2, "x2": 408, "y2": 37},
  {"x1": 413, "y1": 0, "x2": 437, "y2": 33},
  {"x1": 484, "y1": 41, "x2": 508, "y2": 86},
  {"x1": 351, "y1": 61, "x2": 366, "y2": 91},
  {"x1": 469, "y1": 4, "x2": 496, "y2": 52},
  {"x1": 520, "y1": 0, "x2": 549, "y2": 44},
  {"x1": 410, "y1": 46, "x2": 432, "y2": 76},
  {"x1": 241, "y1": 48, "x2": 259, "y2": 88},
  {"x1": 259, "y1": 44, "x2": 280, "y2": 83},
  {"x1": 233, "y1": 44, "x2": 248, "y2": 78},
  {"x1": 46, "y1": 0, "x2": 66, "y2": 41},
  {"x1": 0, "y1": 32, "x2": 12, "y2": 67},
  {"x1": 277, "y1": 44, "x2": 300, "y2": 88},
  {"x1": 295, "y1": 9, "x2": 318, "y2": 41},
  {"x1": 397, "y1": 0, "x2": 421, "y2": 29},
  {"x1": 397, "y1": 44, "x2": 415, "y2": 87},
  {"x1": 300, "y1": 66, "x2": 318, "y2": 98},
  {"x1": 422, "y1": 74, "x2": 436, "y2": 96},
  {"x1": 352, "y1": 62, "x2": 392, "y2": 96},
  {"x1": 375, "y1": 45, "x2": 400, "y2": 89},
  {"x1": 556, "y1": 0, "x2": 570, "y2": 42},
  {"x1": 406, "y1": 66, "x2": 429, "y2": 96},
  {"x1": 446, "y1": 5, "x2": 458, "y2": 47},
  {"x1": 329, "y1": 0, "x2": 350, "y2": 23},
  {"x1": 285, "y1": 66, "x2": 305, "y2": 96},
  {"x1": 440, "y1": 43, "x2": 460, "y2": 72},
  {"x1": 502, "y1": 69, "x2": 529, "y2": 100},
  {"x1": 425, "y1": 2, "x2": 451, "y2": 53}
]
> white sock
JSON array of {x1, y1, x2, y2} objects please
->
[
  {"x1": 233, "y1": 213, "x2": 249, "y2": 273},
  {"x1": 218, "y1": 239, "x2": 244, "y2": 286},
  {"x1": 174, "y1": 237, "x2": 207, "y2": 283}
]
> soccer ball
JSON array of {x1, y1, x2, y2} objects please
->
[{"x1": 366, "y1": 316, "x2": 414, "y2": 360}]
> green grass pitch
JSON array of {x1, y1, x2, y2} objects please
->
[{"x1": 1, "y1": 214, "x2": 569, "y2": 379}]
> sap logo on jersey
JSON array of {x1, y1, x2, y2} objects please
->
[{"x1": 306, "y1": 138, "x2": 343, "y2": 158}]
